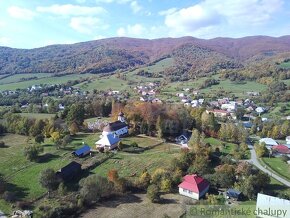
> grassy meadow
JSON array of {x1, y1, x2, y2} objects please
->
[
  {"x1": 0, "y1": 74, "x2": 95, "y2": 91},
  {"x1": 0, "y1": 132, "x2": 181, "y2": 214},
  {"x1": 261, "y1": 157, "x2": 290, "y2": 181}
]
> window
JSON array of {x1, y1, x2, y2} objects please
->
[{"x1": 188, "y1": 191, "x2": 192, "y2": 194}]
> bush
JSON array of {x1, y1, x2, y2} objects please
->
[
  {"x1": 147, "y1": 184, "x2": 160, "y2": 203},
  {"x1": 130, "y1": 142, "x2": 138, "y2": 147},
  {"x1": 24, "y1": 144, "x2": 43, "y2": 161},
  {"x1": 0, "y1": 141, "x2": 5, "y2": 148},
  {"x1": 280, "y1": 155, "x2": 290, "y2": 163},
  {"x1": 3, "y1": 191, "x2": 16, "y2": 202}
]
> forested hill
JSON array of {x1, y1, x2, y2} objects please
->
[{"x1": 1, "y1": 35, "x2": 290, "y2": 75}]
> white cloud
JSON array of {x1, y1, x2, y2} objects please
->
[
  {"x1": 130, "y1": 1, "x2": 142, "y2": 14},
  {"x1": 95, "y1": 0, "x2": 132, "y2": 3},
  {"x1": 0, "y1": 37, "x2": 11, "y2": 46},
  {"x1": 36, "y1": 4, "x2": 106, "y2": 17},
  {"x1": 117, "y1": 24, "x2": 145, "y2": 37},
  {"x1": 7, "y1": 6, "x2": 36, "y2": 20},
  {"x1": 158, "y1": 8, "x2": 177, "y2": 16},
  {"x1": 162, "y1": 0, "x2": 284, "y2": 37},
  {"x1": 94, "y1": 35, "x2": 106, "y2": 40},
  {"x1": 70, "y1": 16, "x2": 109, "y2": 34},
  {"x1": 117, "y1": 27, "x2": 126, "y2": 36}
]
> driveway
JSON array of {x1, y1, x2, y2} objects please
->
[{"x1": 247, "y1": 145, "x2": 290, "y2": 187}]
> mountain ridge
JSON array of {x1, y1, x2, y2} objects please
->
[{"x1": 1, "y1": 35, "x2": 290, "y2": 75}]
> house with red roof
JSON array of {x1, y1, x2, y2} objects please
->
[
  {"x1": 178, "y1": 174, "x2": 209, "y2": 200},
  {"x1": 272, "y1": 145, "x2": 290, "y2": 155}
]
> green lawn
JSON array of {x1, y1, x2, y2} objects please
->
[
  {"x1": 0, "y1": 73, "x2": 53, "y2": 85},
  {"x1": 279, "y1": 61, "x2": 290, "y2": 69},
  {"x1": 75, "y1": 75, "x2": 130, "y2": 91},
  {"x1": 91, "y1": 142, "x2": 180, "y2": 178},
  {"x1": 0, "y1": 132, "x2": 101, "y2": 213},
  {"x1": 201, "y1": 80, "x2": 267, "y2": 97},
  {"x1": 18, "y1": 113, "x2": 56, "y2": 120},
  {"x1": 261, "y1": 157, "x2": 290, "y2": 181},
  {"x1": 0, "y1": 74, "x2": 94, "y2": 91}
]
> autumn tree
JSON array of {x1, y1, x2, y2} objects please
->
[
  {"x1": 254, "y1": 142, "x2": 268, "y2": 158},
  {"x1": 214, "y1": 164, "x2": 236, "y2": 188},
  {"x1": 138, "y1": 169, "x2": 151, "y2": 189}
]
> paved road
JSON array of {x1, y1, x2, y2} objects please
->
[{"x1": 247, "y1": 145, "x2": 290, "y2": 187}]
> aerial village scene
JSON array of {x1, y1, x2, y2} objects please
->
[{"x1": 0, "y1": 0, "x2": 290, "y2": 218}]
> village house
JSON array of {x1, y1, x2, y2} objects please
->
[
  {"x1": 226, "y1": 189, "x2": 243, "y2": 201},
  {"x1": 72, "y1": 145, "x2": 91, "y2": 158},
  {"x1": 206, "y1": 109, "x2": 229, "y2": 118},
  {"x1": 286, "y1": 136, "x2": 290, "y2": 145},
  {"x1": 259, "y1": 138, "x2": 278, "y2": 149},
  {"x1": 95, "y1": 133, "x2": 121, "y2": 150},
  {"x1": 221, "y1": 101, "x2": 237, "y2": 111},
  {"x1": 56, "y1": 161, "x2": 82, "y2": 182},
  {"x1": 178, "y1": 174, "x2": 209, "y2": 200},
  {"x1": 101, "y1": 112, "x2": 128, "y2": 137},
  {"x1": 271, "y1": 145, "x2": 290, "y2": 156},
  {"x1": 256, "y1": 193, "x2": 290, "y2": 218}
]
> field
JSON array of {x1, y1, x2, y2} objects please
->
[
  {"x1": 0, "y1": 133, "x2": 99, "y2": 213},
  {"x1": 279, "y1": 61, "x2": 290, "y2": 69},
  {"x1": 0, "y1": 74, "x2": 95, "y2": 91},
  {"x1": 261, "y1": 157, "x2": 290, "y2": 181},
  {"x1": 75, "y1": 75, "x2": 130, "y2": 91},
  {"x1": 81, "y1": 193, "x2": 188, "y2": 218},
  {"x1": 18, "y1": 113, "x2": 56, "y2": 120},
  {"x1": 0, "y1": 133, "x2": 181, "y2": 214},
  {"x1": 0, "y1": 73, "x2": 53, "y2": 85},
  {"x1": 91, "y1": 141, "x2": 180, "y2": 177},
  {"x1": 204, "y1": 137, "x2": 250, "y2": 159}
]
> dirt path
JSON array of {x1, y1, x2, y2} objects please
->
[{"x1": 80, "y1": 193, "x2": 192, "y2": 218}]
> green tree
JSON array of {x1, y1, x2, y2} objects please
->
[
  {"x1": 147, "y1": 184, "x2": 160, "y2": 203},
  {"x1": 79, "y1": 175, "x2": 113, "y2": 205},
  {"x1": 35, "y1": 134, "x2": 45, "y2": 144},
  {"x1": 24, "y1": 144, "x2": 43, "y2": 161},
  {"x1": 39, "y1": 168, "x2": 60, "y2": 192},
  {"x1": 66, "y1": 103, "x2": 85, "y2": 126},
  {"x1": 188, "y1": 128, "x2": 200, "y2": 149}
]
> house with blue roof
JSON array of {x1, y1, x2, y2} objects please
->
[{"x1": 72, "y1": 145, "x2": 91, "y2": 158}]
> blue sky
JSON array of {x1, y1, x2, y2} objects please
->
[{"x1": 0, "y1": 0, "x2": 290, "y2": 48}]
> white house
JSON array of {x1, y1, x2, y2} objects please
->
[
  {"x1": 95, "y1": 133, "x2": 121, "y2": 150},
  {"x1": 102, "y1": 112, "x2": 128, "y2": 137},
  {"x1": 256, "y1": 193, "x2": 290, "y2": 218},
  {"x1": 286, "y1": 136, "x2": 290, "y2": 145},
  {"x1": 178, "y1": 174, "x2": 209, "y2": 200},
  {"x1": 221, "y1": 102, "x2": 237, "y2": 111},
  {"x1": 259, "y1": 138, "x2": 278, "y2": 147}
]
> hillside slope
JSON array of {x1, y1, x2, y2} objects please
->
[{"x1": 0, "y1": 36, "x2": 290, "y2": 75}]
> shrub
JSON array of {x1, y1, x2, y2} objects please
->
[
  {"x1": 280, "y1": 155, "x2": 290, "y2": 163},
  {"x1": 0, "y1": 141, "x2": 5, "y2": 148},
  {"x1": 3, "y1": 191, "x2": 16, "y2": 202},
  {"x1": 147, "y1": 184, "x2": 160, "y2": 203}
]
